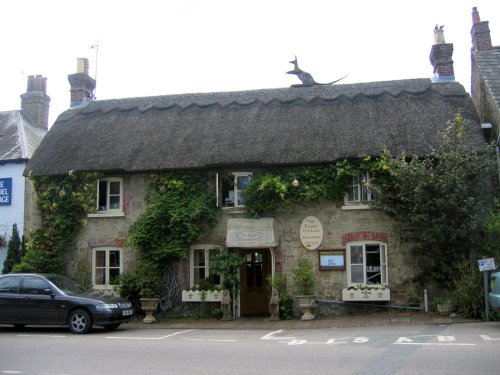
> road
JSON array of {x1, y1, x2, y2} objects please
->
[{"x1": 1, "y1": 322, "x2": 499, "y2": 374}]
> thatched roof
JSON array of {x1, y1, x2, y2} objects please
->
[{"x1": 25, "y1": 78, "x2": 484, "y2": 176}]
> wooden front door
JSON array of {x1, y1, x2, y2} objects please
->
[{"x1": 240, "y1": 250, "x2": 270, "y2": 316}]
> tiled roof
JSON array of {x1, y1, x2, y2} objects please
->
[
  {"x1": 473, "y1": 46, "x2": 500, "y2": 109},
  {"x1": 0, "y1": 110, "x2": 46, "y2": 161}
]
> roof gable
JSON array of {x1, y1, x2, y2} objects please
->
[{"x1": 0, "y1": 110, "x2": 47, "y2": 162}]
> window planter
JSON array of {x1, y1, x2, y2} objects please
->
[
  {"x1": 181, "y1": 289, "x2": 223, "y2": 302},
  {"x1": 342, "y1": 287, "x2": 390, "y2": 301}
]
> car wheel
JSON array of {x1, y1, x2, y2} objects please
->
[
  {"x1": 103, "y1": 323, "x2": 121, "y2": 330},
  {"x1": 68, "y1": 309, "x2": 93, "y2": 334}
]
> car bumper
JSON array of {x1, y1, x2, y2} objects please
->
[{"x1": 92, "y1": 309, "x2": 133, "y2": 325}]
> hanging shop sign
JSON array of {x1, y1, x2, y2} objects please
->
[{"x1": 299, "y1": 216, "x2": 323, "y2": 250}]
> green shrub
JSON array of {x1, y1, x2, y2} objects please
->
[{"x1": 451, "y1": 260, "x2": 485, "y2": 319}]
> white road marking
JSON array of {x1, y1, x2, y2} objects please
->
[
  {"x1": 480, "y1": 334, "x2": 500, "y2": 341},
  {"x1": 107, "y1": 329, "x2": 193, "y2": 340},
  {"x1": 260, "y1": 329, "x2": 295, "y2": 341},
  {"x1": 394, "y1": 335, "x2": 474, "y2": 346}
]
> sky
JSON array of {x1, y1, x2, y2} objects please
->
[{"x1": 1, "y1": 0, "x2": 500, "y2": 127}]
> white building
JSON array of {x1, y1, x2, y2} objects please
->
[{"x1": 0, "y1": 75, "x2": 49, "y2": 271}]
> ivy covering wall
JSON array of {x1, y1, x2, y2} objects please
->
[{"x1": 14, "y1": 171, "x2": 100, "y2": 274}]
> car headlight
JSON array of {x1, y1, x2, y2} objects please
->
[{"x1": 96, "y1": 303, "x2": 118, "y2": 310}]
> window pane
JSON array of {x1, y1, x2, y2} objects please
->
[
  {"x1": 348, "y1": 186, "x2": 359, "y2": 201},
  {"x1": 0, "y1": 276, "x2": 20, "y2": 294},
  {"x1": 350, "y1": 246, "x2": 363, "y2": 264},
  {"x1": 22, "y1": 277, "x2": 50, "y2": 295},
  {"x1": 109, "y1": 195, "x2": 120, "y2": 209},
  {"x1": 194, "y1": 250, "x2": 205, "y2": 267},
  {"x1": 351, "y1": 265, "x2": 364, "y2": 283},
  {"x1": 109, "y1": 251, "x2": 120, "y2": 267},
  {"x1": 98, "y1": 181, "x2": 107, "y2": 210},
  {"x1": 109, "y1": 181, "x2": 120, "y2": 195},
  {"x1": 194, "y1": 268, "x2": 206, "y2": 286},
  {"x1": 95, "y1": 268, "x2": 105, "y2": 285},
  {"x1": 95, "y1": 251, "x2": 106, "y2": 267},
  {"x1": 109, "y1": 268, "x2": 120, "y2": 284}
]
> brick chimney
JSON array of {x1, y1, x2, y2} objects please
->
[
  {"x1": 471, "y1": 7, "x2": 492, "y2": 52},
  {"x1": 20, "y1": 75, "x2": 51, "y2": 130},
  {"x1": 67, "y1": 58, "x2": 96, "y2": 108},
  {"x1": 429, "y1": 26, "x2": 455, "y2": 82}
]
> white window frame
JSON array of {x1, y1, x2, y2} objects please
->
[
  {"x1": 343, "y1": 172, "x2": 376, "y2": 209},
  {"x1": 346, "y1": 241, "x2": 388, "y2": 287},
  {"x1": 189, "y1": 244, "x2": 222, "y2": 288},
  {"x1": 216, "y1": 172, "x2": 252, "y2": 208},
  {"x1": 91, "y1": 177, "x2": 124, "y2": 216},
  {"x1": 92, "y1": 247, "x2": 123, "y2": 290}
]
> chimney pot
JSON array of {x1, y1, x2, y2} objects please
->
[
  {"x1": 68, "y1": 58, "x2": 96, "y2": 108},
  {"x1": 76, "y1": 57, "x2": 90, "y2": 75},
  {"x1": 472, "y1": 7, "x2": 481, "y2": 24}
]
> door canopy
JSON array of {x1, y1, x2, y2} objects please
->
[{"x1": 226, "y1": 218, "x2": 279, "y2": 248}]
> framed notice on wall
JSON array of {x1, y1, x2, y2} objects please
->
[{"x1": 318, "y1": 249, "x2": 345, "y2": 271}]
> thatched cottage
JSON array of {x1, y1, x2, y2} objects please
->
[{"x1": 25, "y1": 23, "x2": 488, "y2": 317}]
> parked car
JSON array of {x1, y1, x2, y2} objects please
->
[
  {"x1": 0, "y1": 273, "x2": 133, "y2": 334},
  {"x1": 489, "y1": 268, "x2": 500, "y2": 312}
]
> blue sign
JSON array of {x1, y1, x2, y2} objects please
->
[{"x1": 0, "y1": 178, "x2": 12, "y2": 206}]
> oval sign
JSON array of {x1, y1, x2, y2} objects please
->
[{"x1": 300, "y1": 216, "x2": 323, "y2": 250}]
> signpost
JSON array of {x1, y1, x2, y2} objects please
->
[{"x1": 478, "y1": 257, "x2": 496, "y2": 321}]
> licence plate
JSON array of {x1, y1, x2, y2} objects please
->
[{"x1": 123, "y1": 309, "x2": 133, "y2": 316}]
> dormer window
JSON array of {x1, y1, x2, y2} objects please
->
[{"x1": 216, "y1": 172, "x2": 252, "y2": 208}]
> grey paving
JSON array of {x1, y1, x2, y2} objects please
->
[{"x1": 125, "y1": 311, "x2": 478, "y2": 330}]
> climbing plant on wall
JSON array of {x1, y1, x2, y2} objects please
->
[
  {"x1": 14, "y1": 171, "x2": 100, "y2": 274},
  {"x1": 124, "y1": 171, "x2": 220, "y2": 298},
  {"x1": 242, "y1": 158, "x2": 389, "y2": 218},
  {"x1": 371, "y1": 115, "x2": 496, "y2": 283}
]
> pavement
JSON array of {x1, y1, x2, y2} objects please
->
[{"x1": 125, "y1": 311, "x2": 479, "y2": 330}]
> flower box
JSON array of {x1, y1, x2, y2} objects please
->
[
  {"x1": 181, "y1": 289, "x2": 223, "y2": 302},
  {"x1": 342, "y1": 287, "x2": 390, "y2": 301}
]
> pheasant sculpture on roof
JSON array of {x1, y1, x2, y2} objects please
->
[{"x1": 287, "y1": 56, "x2": 347, "y2": 87}]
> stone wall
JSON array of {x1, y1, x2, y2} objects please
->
[{"x1": 67, "y1": 173, "x2": 421, "y2": 308}]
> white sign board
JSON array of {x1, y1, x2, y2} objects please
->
[
  {"x1": 478, "y1": 258, "x2": 496, "y2": 272},
  {"x1": 299, "y1": 216, "x2": 323, "y2": 250}
]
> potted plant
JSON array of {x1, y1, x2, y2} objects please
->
[
  {"x1": 292, "y1": 258, "x2": 318, "y2": 320},
  {"x1": 435, "y1": 296, "x2": 453, "y2": 315},
  {"x1": 119, "y1": 262, "x2": 161, "y2": 324}
]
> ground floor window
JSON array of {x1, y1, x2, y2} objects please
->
[
  {"x1": 92, "y1": 247, "x2": 122, "y2": 288},
  {"x1": 189, "y1": 245, "x2": 221, "y2": 288},
  {"x1": 347, "y1": 242, "x2": 387, "y2": 286}
]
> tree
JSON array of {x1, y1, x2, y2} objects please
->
[
  {"x1": 373, "y1": 114, "x2": 495, "y2": 284},
  {"x1": 3, "y1": 224, "x2": 23, "y2": 274}
]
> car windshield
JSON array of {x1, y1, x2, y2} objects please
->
[{"x1": 45, "y1": 275, "x2": 87, "y2": 296}]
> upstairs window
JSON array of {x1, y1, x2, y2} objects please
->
[
  {"x1": 345, "y1": 173, "x2": 376, "y2": 204},
  {"x1": 217, "y1": 172, "x2": 252, "y2": 208},
  {"x1": 347, "y1": 242, "x2": 388, "y2": 287},
  {"x1": 97, "y1": 178, "x2": 123, "y2": 212}
]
